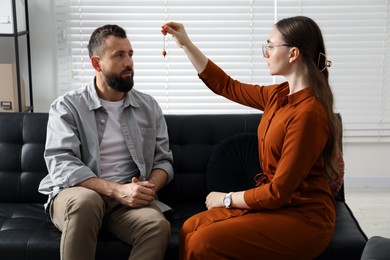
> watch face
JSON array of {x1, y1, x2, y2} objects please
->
[{"x1": 224, "y1": 196, "x2": 231, "y2": 207}]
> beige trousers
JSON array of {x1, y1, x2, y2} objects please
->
[{"x1": 49, "y1": 186, "x2": 171, "y2": 260}]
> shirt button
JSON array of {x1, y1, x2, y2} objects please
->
[{"x1": 101, "y1": 119, "x2": 105, "y2": 123}]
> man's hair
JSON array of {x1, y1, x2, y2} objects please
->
[{"x1": 87, "y1": 24, "x2": 127, "y2": 58}]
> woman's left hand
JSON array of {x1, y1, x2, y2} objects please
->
[
  {"x1": 205, "y1": 191, "x2": 226, "y2": 210},
  {"x1": 205, "y1": 191, "x2": 251, "y2": 210}
]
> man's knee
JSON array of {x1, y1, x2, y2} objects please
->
[
  {"x1": 52, "y1": 187, "x2": 105, "y2": 228},
  {"x1": 138, "y1": 208, "x2": 171, "y2": 242},
  {"x1": 66, "y1": 187, "x2": 103, "y2": 211},
  {"x1": 156, "y1": 216, "x2": 171, "y2": 235}
]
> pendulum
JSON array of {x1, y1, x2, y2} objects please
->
[{"x1": 162, "y1": 35, "x2": 167, "y2": 57}]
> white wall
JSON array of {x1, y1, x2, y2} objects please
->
[
  {"x1": 344, "y1": 143, "x2": 390, "y2": 188},
  {"x1": 26, "y1": 1, "x2": 390, "y2": 187},
  {"x1": 29, "y1": 0, "x2": 57, "y2": 112}
]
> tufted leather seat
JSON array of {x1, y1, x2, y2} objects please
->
[{"x1": 0, "y1": 112, "x2": 367, "y2": 259}]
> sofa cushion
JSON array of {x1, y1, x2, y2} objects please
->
[
  {"x1": 315, "y1": 202, "x2": 368, "y2": 259},
  {"x1": 206, "y1": 133, "x2": 261, "y2": 192},
  {"x1": 0, "y1": 113, "x2": 48, "y2": 203},
  {"x1": 0, "y1": 202, "x2": 133, "y2": 260}
]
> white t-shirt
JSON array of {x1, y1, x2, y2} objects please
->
[{"x1": 99, "y1": 98, "x2": 139, "y2": 183}]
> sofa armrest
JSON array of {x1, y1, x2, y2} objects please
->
[{"x1": 361, "y1": 236, "x2": 390, "y2": 260}]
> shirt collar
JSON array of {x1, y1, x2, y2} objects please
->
[{"x1": 86, "y1": 77, "x2": 140, "y2": 110}]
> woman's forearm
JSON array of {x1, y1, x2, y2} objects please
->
[{"x1": 182, "y1": 40, "x2": 209, "y2": 74}]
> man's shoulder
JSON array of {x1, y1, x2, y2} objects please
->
[
  {"x1": 129, "y1": 88, "x2": 159, "y2": 105},
  {"x1": 51, "y1": 85, "x2": 91, "y2": 111},
  {"x1": 57, "y1": 86, "x2": 88, "y2": 101},
  {"x1": 130, "y1": 88, "x2": 155, "y2": 99}
]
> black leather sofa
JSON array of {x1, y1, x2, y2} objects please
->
[{"x1": 0, "y1": 112, "x2": 367, "y2": 259}]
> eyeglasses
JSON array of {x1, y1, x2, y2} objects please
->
[{"x1": 262, "y1": 43, "x2": 290, "y2": 58}]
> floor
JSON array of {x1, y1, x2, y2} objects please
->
[{"x1": 345, "y1": 187, "x2": 390, "y2": 239}]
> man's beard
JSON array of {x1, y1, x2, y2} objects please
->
[{"x1": 104, "y1": 67, "x2": 134, "y2": 93}]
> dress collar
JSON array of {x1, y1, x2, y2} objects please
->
[{"x1": 277, "y1": 83, "x2": 313, "y2": 107}]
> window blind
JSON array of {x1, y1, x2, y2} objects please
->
[{"x1": 55, "y1": 0, "x2": 390, "y2": 142}]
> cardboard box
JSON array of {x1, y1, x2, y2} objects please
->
[
  {"x1": 0, "y1": 0, "x2": 26, "y2": 34},
  {"x1": 0, "y1": 63, "x2": 26, "y2": 112}
]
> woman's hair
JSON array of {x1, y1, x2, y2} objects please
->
[
  {"x1": 87, "y1": 24, "x2": 127, "y2": 58},
  {"x1": 275, "y1": 16, "x2": 342, "y2": 182}
]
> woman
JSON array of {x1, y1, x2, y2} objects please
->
[{"x1": 162, "y1": 16, "x2": 341, "y2": 259}]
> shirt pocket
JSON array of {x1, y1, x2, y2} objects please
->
[{"x1": 138, "y1": 127, "x2": 156, "y2": 165}]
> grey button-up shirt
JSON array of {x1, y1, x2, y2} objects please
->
[{"x1": 38, "y1": 78, "x2": 174, "y2": 210}]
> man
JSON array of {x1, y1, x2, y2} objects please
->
[{"x1": 38, "y1": 24, "x2": 174, "y2": 260}]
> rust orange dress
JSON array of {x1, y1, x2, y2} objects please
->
[{"x1": 179, "y1": 60, "x2": 336, "y2": 260}]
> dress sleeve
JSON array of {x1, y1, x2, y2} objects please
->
[{"x1": 198, "y1": 60, "x2": 277, "y2": 111}]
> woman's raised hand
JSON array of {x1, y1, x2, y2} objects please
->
[
  {"x1": 161, "y1": 21, "x2": 191, "y2": 49},
  {"x1": 161, "y1": 21, "x2": 208, "y2": 73}
]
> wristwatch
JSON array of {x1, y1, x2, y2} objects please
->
[{"x1": 223, "y1": 192, "x2": 233, "y2": 208}]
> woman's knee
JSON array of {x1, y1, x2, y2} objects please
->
[
  {"x1": 184, "y1": 229, "x2": 219, "y2": 258},
  {"x1": 180, "y1": 215, "x2": 198, "y2": 238}
]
